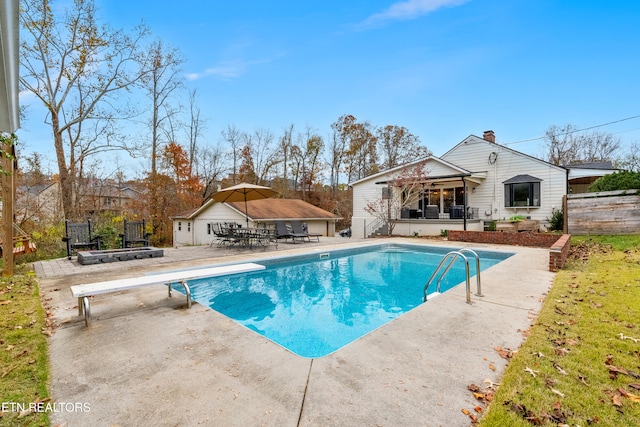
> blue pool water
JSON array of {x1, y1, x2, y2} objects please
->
[{"x1": 183, "y1": 244, "x2": 513, "y2": 358}]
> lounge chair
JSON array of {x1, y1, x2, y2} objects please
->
[
  {"x1": 290, "y1": 220, "x2": 321, "y2": 242},
  {"x1": 275, "y1": 220, "x2": 307, "y2": 243}
]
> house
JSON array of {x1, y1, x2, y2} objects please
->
[
  {"x1": 564, "y1": 161, "x2": 618, "y2": 194},
  {"x1": 171, "y1": 198, "x2": 341, "y2": 246},
  {"x1": 350, "y1": 130, "x2": 613, "y2": 238}
]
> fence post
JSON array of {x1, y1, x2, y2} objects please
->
[{"x1": 562, "y1": 195, "x2": 568, "y2": 234}]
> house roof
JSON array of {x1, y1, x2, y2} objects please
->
[
  {"x1": 0, "y1": 0, "x2": 19, "y2": 133},
  {"x1": 442, "y1": 134, "x2": 568, "y2": 173},
  {"x1": 349, "y1": 155, "x2": 475, "y2": 187},
  {"x1": 172, "y1": 198, "x2": 341, "y2": 221},
  {"x1": 227, "y1": 199, "x2": 341, "y2": 221},
  {"x1": 503, "y1": 174, "x2": 542, "y2": 184}
]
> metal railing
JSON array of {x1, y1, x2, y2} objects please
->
[
  {"x1": 364, "y1": 218, "x2": 385, "y2": 239},
  {"x1": 423, "y1": 249, "x2": 482, "y2": 304}
]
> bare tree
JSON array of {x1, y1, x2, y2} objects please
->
[
  {"x1": 20, "y1": 0, "x2": 153, "y2": 219},
  {"x1": 142, "y1": 39, "x2": 185, "y2": 176},
  {"x1": 542, "y1": 124, "x2": 621, "y2": 165},
  {"x1": 187, "y1": 89, "x2": 205, "y2": 172},
  {"x1": 378, "y1": 125, "x2": 430, "y2": 169},
  {"x1": 243, "y1": 128, "x2": 279, "y2": 185},
  {"x1": 220, "y1": 125, "x2": 244, "y2": 183},
  {"x1": 196, "y1": 143, "x2": 229, "y2": 200},
  {"x1": 616, "y1": 142, "x2": 640, "y2": 172},
  {"x1": 290, "y1": 127, "x2": 324, "y2": 200}
]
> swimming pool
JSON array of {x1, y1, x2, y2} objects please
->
[{"x1": 182, "y1": 243, "x2": 513, "y2": 358}]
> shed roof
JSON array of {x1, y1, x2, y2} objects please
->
[
  {"x1": 172, "y1": 198, "x2": 341, "y2": 221},
  {"x1": 227, "y1": 199, "x2": 341, "y2": 220}
]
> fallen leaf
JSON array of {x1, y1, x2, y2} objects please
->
[
  {"x1": 554, "y1": 362, "x2": 568, "y2": 375},
  {"x1": 550, "y1": 387, "x2": 565, "y2": 398},
  {"x1": 467, "y1": 384, "x2": 480, "y2": 392},
  {"x1": 483, "y1": 378, "x2": 500, "y2": 390},
  {"x1": 474, "y1": 406, "x2": 483, "y2": 413},
  {"x1": 489, "y1": 363, "x2": 495, "y2": 371},
  {"x1": 461, "y1": 408, "x2": 470, "y2": 415},
  {"x1": 525, "y1": 367, "x2": 539, "y2": 377},
  {"x1": 612, "y1": 394, "x2": 623, "y2": 407},
  {"x1": 472, "y1": 392, "x2": 485, "y2": 400}
]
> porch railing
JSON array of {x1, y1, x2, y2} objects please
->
[{"x1": 364, "y1": 218, "x2": 385, "y2": 239}]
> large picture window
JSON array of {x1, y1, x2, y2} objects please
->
[{"x1": 504, "y1": 175, "x2": 541, "y2": 207}]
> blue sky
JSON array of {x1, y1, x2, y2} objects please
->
[{"x1": 17, "y1": 0, "x2": 640, "y2": 175}]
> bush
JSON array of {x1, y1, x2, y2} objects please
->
[
  {"x1": 546, "y1": 208, "x2": 564, "y2": 231},
  {"x1": 589, "y1": 170, "x2": 640, "y2": 192}
]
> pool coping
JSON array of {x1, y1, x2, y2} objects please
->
[{"x1": 37, "y1": 237, "x2": 555, "y2": 426}]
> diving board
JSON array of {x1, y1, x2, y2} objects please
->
[{"x1": 70, "y1": 262, "x2": 266, "y2": 326}]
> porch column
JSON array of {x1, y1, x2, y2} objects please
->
[{"x1": 462, "y1": 177, "x2": 467, "y2": 231}]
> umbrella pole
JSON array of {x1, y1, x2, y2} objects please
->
[{"x1": 244, "y1": 196, "x2": 249, "y2": 228}]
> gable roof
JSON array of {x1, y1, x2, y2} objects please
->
[
  {"x1": 172, "y1": 198, "x2": 341, "y2": 221},
  {"x1": 442, "y1": 134, "x2": 568, "y2": 173},
  {"x1": 503, "y1": 174, "x2": 542, "y2": 184},
  {"x1": 349, "y1": 155, "x2": 473, "y2": 187},
  {"x1": 227, "y1": 199, "x2": 341, "y2": 221}
]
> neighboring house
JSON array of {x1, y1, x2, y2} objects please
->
[
  {"x1": 171, "y1": 198, "x2": 341, "y2": 246},
  {"x1": 16, "y1": 179, "x2": 144, "y2": 220},
  {"x1": 350, "y1": 130, "x2": 616, "y2": 238},
  {"x1": 564, "y1": 161, "x2": 619, "y2": 194},
  {"x1": 16, "y1": 181, "x2": 64, "y2": 223}
]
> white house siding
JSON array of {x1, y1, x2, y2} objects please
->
[
  {"x1": 351, "y1": 159, "x2": 464, "y2": 238},
  {"x1": 172, "y1": 201, "x2": 338, "y2": 246},
  {"x1": 173, "y1": 219, "x2": 195, "y2": 246},
  {"x1": 442, "y1": 136, "x2": 567, "y2": 228}
]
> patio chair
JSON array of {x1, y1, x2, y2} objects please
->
[
  {"x1": 62, "y1": 219, "x2": 102, "y2": 260},
  {"x1": 275, "y1": 220, "x2": 308, "y2": 243},
  {"x1": 290, "y1": 220, "x2": 321, "y2": 242},
  {"x1": 120, "y1": 219, "x2": 151, "y2": 248}
]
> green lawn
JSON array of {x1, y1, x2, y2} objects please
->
[
  {"x1": 0, "y1": 271, "x2": 50, "y2": 427},
  {"x1": 479, "y1": 235, "x2": 640, "y2": 426}
]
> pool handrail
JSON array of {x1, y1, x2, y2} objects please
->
[{"x1": 423, "y1": 249, "x2": 482, "y2": 304}]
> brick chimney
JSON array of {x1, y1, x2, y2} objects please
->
[{"x1": 483, "y1": 130, "x2": 495, "y2": 143}]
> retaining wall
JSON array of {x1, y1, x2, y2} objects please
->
[{"x1": 447, "y1": 230, "x2": 571, "y2": 272}]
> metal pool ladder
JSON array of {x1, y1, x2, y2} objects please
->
[{"x1": 423, "y1": 249, "x2": 483, "y2": 304}]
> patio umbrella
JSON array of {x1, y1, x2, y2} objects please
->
[{"x1": 211, "y1": 183, "x2": 278, "y2": 227}]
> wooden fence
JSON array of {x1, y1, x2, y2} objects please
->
[{"x1": 565, "y1": 189, "x2": 640, "y2": 235}]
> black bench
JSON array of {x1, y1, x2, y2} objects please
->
[
  {"x1": 120, "y1": 219, "x2": 151, "y2": 248},
  {"x1": 62, "y1": 220, "x2": 102, "y2": 260}
]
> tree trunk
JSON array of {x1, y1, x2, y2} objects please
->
[{"x1": 51, "y1": 111, "x2": 74, "y2": 220}]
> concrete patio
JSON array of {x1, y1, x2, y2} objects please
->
[{"x1": 34, "y1": 237, "x2": 555, "y2": 426}]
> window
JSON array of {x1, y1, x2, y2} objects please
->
[
  {"x1": 178, "y1": 222, "x2": 182, "y2": 231},
  {"x1": 187, "y1": 222, "x2": 191, "y2": 232},
  {"x1": 207, "y1": 223, "x2": 212, "y2": 235},
  {"x1": 504, "y1": 175, "x2": 541, "y2": 207}
]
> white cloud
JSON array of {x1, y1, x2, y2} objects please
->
[{"x1": 358, "y1": 0, "x2": 470, "y2": 30}]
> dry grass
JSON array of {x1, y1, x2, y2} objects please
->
[{"x1": 478, "y1": 235, "x2": 640, "y2": 426}]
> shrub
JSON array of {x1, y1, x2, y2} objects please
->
[
  {"x1": 589, "y1": 170, "x2": 640, "y2": 192},
  {"x1": 546, "y1": 208, "x2": 564, "y2": 231}
]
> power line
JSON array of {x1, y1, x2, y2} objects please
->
[{"x1": 503, "y1": 114, "x2": 640, "y2": 146}]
